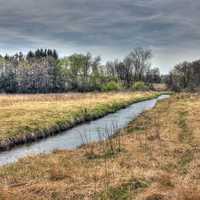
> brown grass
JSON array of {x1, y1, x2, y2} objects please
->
[
  {"x1": 152, "y1": 83, "x2": 168, "y2": 91},
  {"x1": 0, "y1": 92, "x2": 160, "y2": 146},
  {"x1": 0, "y1": 93, "x2": 199, "y2": 200}
]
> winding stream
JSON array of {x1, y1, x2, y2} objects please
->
[{"x1": 0, "y1": 94, "x2": 169, "y2": 166}]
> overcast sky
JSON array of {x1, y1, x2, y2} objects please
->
[{"x1": 0, "y1": 0, "x2": 200, "y2": 73}]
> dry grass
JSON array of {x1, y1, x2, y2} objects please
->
[
  {"x1": 0, "y1": 92, "x2": 159, "y2": 143},
  {"x1": 0, "y1": 93, "x2": 200, "y2": 200},
  {"x1": 152, "y1": 84, "x2": 168, "y2": 91}
]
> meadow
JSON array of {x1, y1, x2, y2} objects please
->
[
  {"x1": 0, "y1": 93, "x2": 199, "y2": 199},
  {"x1": 0, "y1": 92, "x2": 161, "y2": 150}
]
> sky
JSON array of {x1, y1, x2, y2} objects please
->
[{"x1": 0, "y1": 0, "x2": 200, "y2": 74}]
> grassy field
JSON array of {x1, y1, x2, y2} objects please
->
[
  {"x1": 0, "y1": 93, "x2": 200, "y2": 200},
  {"x1": 0, "y1": 92, "x2": 161, "y2": 150}
]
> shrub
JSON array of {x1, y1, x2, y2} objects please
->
[
  {"x1": 132, "y1": 81, "x2": 149, "y2": 91},
  {"x1": 102, "y1": 81, "x2": 122, "y2": 91}
]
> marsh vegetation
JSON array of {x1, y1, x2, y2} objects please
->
[
  {"x1": 0, "y1": 94, "x2": 200, "y2": 199},
  {"x1": 0, "y1": 92, "x2": 161, "y2": 151}
]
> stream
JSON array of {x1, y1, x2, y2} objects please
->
[{"x1": 0, "y1": 94, "x2": 169, "y2": 166}]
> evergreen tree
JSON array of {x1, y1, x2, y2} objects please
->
[
  {"x1": 47, "y1": 49, "x2": 53, "y2": 57},
  {"x1": 53, "y1": 49, "x2": 58, "y2": 60},
  {"x1": 26, "y1": 51, "x2": 35, "y2": 60},
  {"x1": 4, "y1": 54, "x2": 9, "y2": 60}
]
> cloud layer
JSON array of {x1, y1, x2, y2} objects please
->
[{"x1": 0, "y1": 0, "x2": 200, "y2": 73}]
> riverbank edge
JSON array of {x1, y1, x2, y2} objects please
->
[{"x1": 0, "y1": 92, "x2": 171, "y2": 152}]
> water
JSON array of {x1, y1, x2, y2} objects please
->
[{"x1": 0, "y1": 95, "x2": 169, "y2": 166}]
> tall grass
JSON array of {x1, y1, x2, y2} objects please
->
[{"x1": 0, "y1": 91, "x2": 161, "y2": 150}]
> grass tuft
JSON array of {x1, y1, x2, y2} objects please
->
[{"x1": 98, "y1": 179, "x2": 150, "y2": 200}]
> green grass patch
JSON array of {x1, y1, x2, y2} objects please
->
[
  {"x1": 97, "y1": 178, "x2": 150, "y2": 200},
  {"x1": 178, "y1": 110, "x2": 192, "y2": 143},
  {"x1": 178, "y1": 149, "x2": 193, "y2": 174}
]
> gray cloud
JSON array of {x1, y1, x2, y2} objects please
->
[{"x1": 0, "y1": 0, "x2": 200, "y2": 73}]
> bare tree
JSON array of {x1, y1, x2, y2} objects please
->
[{"x1": 127, "y1": 48, "x2": 152, "y2": 81}]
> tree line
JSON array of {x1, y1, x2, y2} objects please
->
[
  {"x1": 0, "y1": 48, "x2": 161, "y2": 93},
  {"x1": 167, "y1": 60, "x2": 200, "y2": 92}
]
